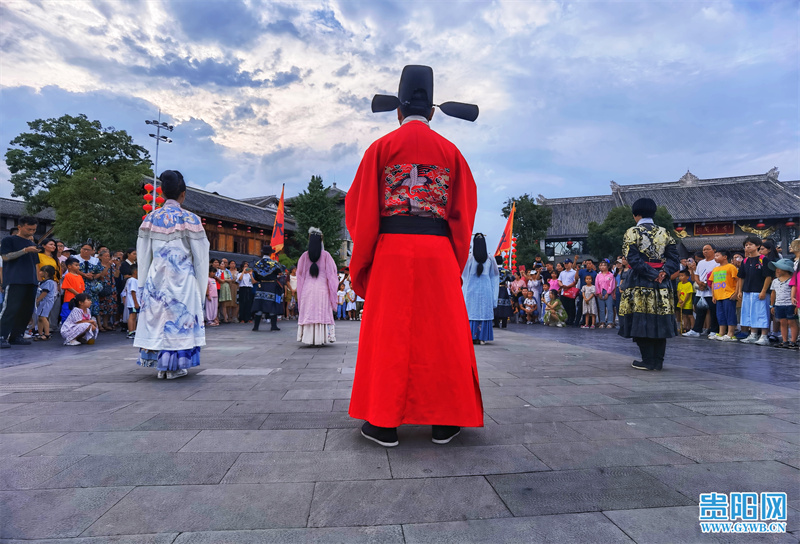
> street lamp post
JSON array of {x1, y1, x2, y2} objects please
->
[{"x1": 145, "y1": 110, "x2": 174, "y2": 196}]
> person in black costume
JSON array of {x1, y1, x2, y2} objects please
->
[
  {"x1": 251, "y1": 245, "x2": 286, "y2": 332},
  {"x1": 493, "y1": 256, "x2": 513, "y2": 329}
]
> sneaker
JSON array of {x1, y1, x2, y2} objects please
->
[
  {"x1": 64, "y1": 340, "x2": 81, "y2": 346},
  {"x1": 631, "y1": 360, "x2": 654, "y2": 371},
  {"x1": 701, "y1": 328, "x2": 710, "y2": 336},
  {"x1": 721, "y1": 335, "x2": 738, "y2": 342},
  {"x1": 682, "y1": 330, "x2": 700, "y2": 337},
  {"x1": 479, "y1": 340, "x2": 486, "y2": 345},
  {"x1": 0, "y1": 337, "x2": 11, "y2": 349},
  {"x1": 157, "y1": 371, "x2": 166, "y2": 379},
  {"x1": 715, "y1": 334, "x2": 727, "y2": 341},
  {"x1": 755, "y1": 336, "x2": 770, "y2": 346},
  {"x1": 557, "y1": 323, "x2": 565, "y2": 328},
  {"x1": 590, "y1": 325, "x2": 595, "y2": 329},
  {"x1": 127, "y1": 331, "x2": 135, "y2": 339},
  {"x1": 707, "y1": 333, "x2": 718, "y2": 340},
  {"x1": 581, "y1": 325, "x2": 589, "y2": 329},
  {"x1": 166, "y1": 369, "x2": 189, "y2": 379},
  {"x1": 432, "y1": 425, "x2": 461, "y2": 444},
  {"x1": 740, "y1": 334, "x2": 759, "y2": 344},
  {"x1": 361, "y1": 422, "x2": 399, "y2": 447}
]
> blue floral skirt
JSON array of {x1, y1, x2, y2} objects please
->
[
  {"x1": 138, "y1": 347, "x2": 201, "y2": 371},
  {"x1": 470, "y1": 320, "x2": 494, "y2": 342}
]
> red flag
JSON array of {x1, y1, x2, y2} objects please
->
[
  {"x1": 270, "y1": 185, "x2": 285, "y2": 257},
  {"x1": 495, "y1": 202, "x2": 515, "y2": 256}
]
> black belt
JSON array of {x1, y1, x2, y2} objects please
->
[{"x1": 379, "y1": 215, "x2": 449, "y2": 236}]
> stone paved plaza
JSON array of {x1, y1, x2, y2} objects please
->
[{"x1": 1, "y1": 320, "x2": 798, "y2": 543}]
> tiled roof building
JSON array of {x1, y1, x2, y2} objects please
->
[{"x1": 538, "y1": 168, "x2": 799, "y2": 258}]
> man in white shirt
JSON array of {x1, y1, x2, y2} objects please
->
[
  {"x1": 237, "y1": 261, "x2": 255, "y2": 323},
  {"x1": 683, "y1": 244, "x2": 718, "y2": 338}
]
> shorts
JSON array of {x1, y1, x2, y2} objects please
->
[
  {"x1": 716, "y1": 299, "x2": 737, "y2": 327},
  {"x1": 774, "y1": 305, "x2": 798, "y2": 320},
  {"x1": 740, "y1": 292, "x2": 769, "y2": 328},
  {"x1": 128, "y1": 307, "x2": 139, "y2": 314},
  {"x1": 681, "y1": 309, "x2": 694, "y2": 316}
]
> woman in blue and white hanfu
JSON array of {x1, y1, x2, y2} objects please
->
[
  {"x1": 134, "y1": 170, "x2": 210, "y2": 379},
  {"x1": 462, "y1": 233, "x2": 499, "y2": 345}
]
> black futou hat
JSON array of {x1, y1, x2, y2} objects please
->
[{"x1": 371, "y1": 65, "x2": 479, "y2": 122}]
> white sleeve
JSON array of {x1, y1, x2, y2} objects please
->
[
  {"x1": 136, "y1": 234, "x2": 152, "y2": 292},
  {"x1": 190, "y1": 235, "x2": 211, "y2": 299}
]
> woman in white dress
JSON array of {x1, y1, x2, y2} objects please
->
[
  {"x1": 296, "y1": 228, "x2": 338, "y2": 345},
  {"x1": 134, "y1": 170, "x2": 210, "y2": 379}
]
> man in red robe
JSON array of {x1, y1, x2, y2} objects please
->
[{"x1": 346, "y1": 65, "x2": 484, "y2": 447}]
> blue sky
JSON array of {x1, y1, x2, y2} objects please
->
[{"x1": 1, "y1": 0, "x2": 798, "y2": 241}]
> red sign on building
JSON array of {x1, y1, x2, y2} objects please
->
[{"x1": 694, "y1": 222, "x2": 734, "y2": 236}]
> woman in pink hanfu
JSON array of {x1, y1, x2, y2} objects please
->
[{"x1": 296, "y1": 227, "x2": 339, "y2": 345}]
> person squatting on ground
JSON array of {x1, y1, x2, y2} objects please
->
[
  {"x1": 462, "y1": 233, "x2": 499, "y2": 344},
  {"x1": 0, "y1": 216, "x2": 39, "y2": 349},
  {"x1": 295, "y1": 228, "x2": 338, "y2": 346},
  {"x1": 134, "y1": 170, "x2": 210, "y2": 380},
  {"x1": 60, "y1": 292, "x2": 98, "y2": 346},
  {"x1": 346, "y1": 65, "x2": 484, "y2": 447},
  {"x1": 250, "y1": 246, "x2": 285, "y2": 332},
  {"x1": 618, "y1": 197, "x2": 680, "y2": 371}
]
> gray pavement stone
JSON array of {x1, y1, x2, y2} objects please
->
[
  {"x1": 133, "y1": 414, "x2": 268, "y2": 431},
  {"x1": 180, "y1": 429, "x2": 326, "y2": 452},
  {"x1": 282, "y1": 389, "x2": 351, "y2": 400},
  {"x1": 674, "y1": 401, "x2": 795, "y2": 415},
  {"x1": 124, "y1": 400, "x2": 236, "y2": 414},
  {"x1": 771, "y1": 432, "x2": 800, "y2": 445},
  {"x1": 527, "y1": 438, "x2": 696, "y2": 470},
  {"x1": 0, "y1": 486, "x2": 133, "y2": 539},
  {"x1": 388, "y1": 444, "x2": 548, "y2": 478},
  {"x1": 772, "y1": 413, "x2": 800, "y2": 424},
  {"x1": 0, "y1": 432, "x2": 65, "y2": 456},
  {"x1": 642, "y1": 460, "x2": 800, "y2": 501},
  {"x1": 26, "y1": 431, "x2": 198, "y2": 456},
  {"x1": 459, "y1": 422, "x2": 586, "y2": 445},
  {"x1": 223, "y1": 400, "x2": 334, "y2": 413},
  {"x1": 173, "y1": 526, "x2": 404, "y2": 544},
  {"x1": 0, "y1": 535, "x2": 177, "y2": 544},
  {"x1": 222, "y1": 450, "x2": 390, "y2": 483},
  {"x1": 0, "y1": 416, "x2": 35, "y2": 430},
  {"x1": 487, "y1": 467, "x2": 694, "y2": 516},
  {"x1": 583, "y1": 402, "x2": 701, "y2": 420},
  {"x1": 483, "y1": 406, "x2": 601, "y2": 424},
  {"x1": 403, "y1": 512, "x2": 634, "y2": 543},
  {"x1": 260, "y1": 412, "x2": 361, "y2": 429},
  {"x1": 670, "y1": 415, "x2": 800, "y2": 435},
  {"x1": 521, "y1": 392, "x2": 625, "y2": 407},
  {"x1": 0, "y1": 404, "x2": 25, "y2": 413},
  {"x1": 0, "y1": 455, "x2": 85, "y2": 489},
  {"x1": 651, "y1": 434, "x2": 798, "y2": 462},
  {"x1": 1, "y1": 413, "x2": 155, "y2": 433},
  {"x1": 40, "y1": 452, "x2": 239, "y2": 488},
  {"x1": 308, "y1": 476, "x2": 511, "y2": 527},
  {"x1": 604, "y1": 505, "x2": 798, "y2": 543},
  {"x1": 83, "y1": 483, "x2": 313, "y2": 535},
  {"x1": 563, "y1": 418, "x2": 706, "y2": 440},
  {"x1": 332, "y1": 398, "x2": 350, "y2": 411},
  {"x1": 608, "y1": 391, "x2": 715, "y2": 403},
  {"x1": 1, "y1": 401, "x2": 133, "y2": 416},
  {"x1": 0, "y1": 391, "x2": 104, "y2": 403},
  {"x1": 184, "y1": 389, "x2": 286, "y2": 401}
]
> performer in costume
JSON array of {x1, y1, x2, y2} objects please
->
[
  {"x1": 135, "y1": 170, "x2": 210, "y2": 379},
  {"x1": 494, "y1": 256, "x2": 513, "y2": 329},
  {"x1": 618, "y1": 198, "x2": 680, "y2": 371},
  {"x1": 347, "y1": 65, "x2": 483, "y2": 447},
  {"x1": 462, "y1": 233, "x2": 499, "y2": 344},
  {"x1": 251, "y1": 245, "x2": 285, "y2": 332},
  {"x1": 296, "y1": 228, "x2": 338, "y2": 345}
]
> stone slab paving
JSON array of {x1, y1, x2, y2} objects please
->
[{"x1": 0, "y1": 319, "x2": 798, "y2": 542}]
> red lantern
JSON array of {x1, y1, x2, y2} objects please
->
[
  {"x1": 566, "y1": 240, "x2": 573, "y2": 248},
  {"x1": 218, "y1": 221, "x2": 223, "y2": 227},
  {"x1": 756, "y1": 221, "x2": 766, "y2": 229},
  {"x1": 143, "y1": 193, "x2": 154, "y2": 202},
  {"x1": 247, "y1": 226, "x2": 252, "y2": 233},
  {"x1": 675, "y1": 225, "x2": 684, "y2": 232},
  {"x1": 786, "y1": 220, "x2": 796, "y2": 227},
  {"x1": 155, "y1": 196, "x2": 165, "y2": 205},
  {"x1": 233, "y1": 224, "x2": 238, "y2": 231},
  {"x1": 156, "y1": 187, "x2": 163, "y2": 195},
  {"x1": 201, "y1": 217, "x2": 206, "y2": 224},
  {"x1": 142, "y1": 204, "x2": 153, "y2": 212},
  {"x1": 259, "y1": 229, "x2": 264, "y2": 236},
  {"x1": 144, "y1": 183, "x2": 154, "y2": 192}
]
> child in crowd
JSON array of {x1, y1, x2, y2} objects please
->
[
  {"x1": 123, "y1": 265, "x2": 140, "y2": 338},
  {"x1": 580, "y1": 275, "x2": 597, "y2": 329},
  {"x1": 346, "y1": 286, "x2": 357, "y2": 320},
  {"x1": 544, "y1": 290, "x2": 567, "y2": 327},
  {"x1": 523, "y1": 290, "x2": 538, "y2": 324},
  {"x1": 595, "y1": 260, "x2": 615, "y2": 328},
  {"x1": 60, "y1": 293, "x2": 98, "y2": 346},
  {"x1": 676, "y1": 269, "x2": 695, "y2": 334},
  {"x1": 34, "y1": 265, "x2": 57, "y2": 340},
  {"x1": 769, "y1": 259, "x2": 798, "y2": 349},
  {"x1": 789, "y1": 239, "x2": 800, "y2": 340},
  {"x1": 711, "y1": 250, "x2": 738, "y2": 341},
  {"x1": 60, "y1": 257, "x2": 85, "y2": 322},
  {"x1": 336, "y1": 283, "x2": 346, "y2": 320},
  {"x1": 737, "y1": 236, "x2": 773, "y2": 346},
  {"x1": 206, "y1": 266, "x2": 219, "y2": 326}
]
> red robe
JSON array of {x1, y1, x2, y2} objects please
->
[{"x1": 346, "y1": 119, "x2": 484, "y2": 428}]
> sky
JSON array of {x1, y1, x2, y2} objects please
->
[{"x1": 1, "y1": 0, "x2": 798, "y2": 242}]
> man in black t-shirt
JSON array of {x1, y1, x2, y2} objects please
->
[{"x1": 0, "y1": 216, "x2": 40, "y2": 348}]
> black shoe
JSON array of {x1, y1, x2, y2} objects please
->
[
  {"x1": 0, "y1": 337, "x2": 10, "y2": 349},
  {"x1": 432, "y1": 425, "x2": 461, "y2": 444},
  {"x1": 271, "y1": 326, "x2": 280, "y2": 331},
  {"x1": 361, "y1": 422, "x2": 399, "y2": 447},
  {"x1": 631, "y1": 360, "x2": 654, "y2": 371},
  {"x1": 9, "y1": 337, "x2": 31, "y2": 346}
]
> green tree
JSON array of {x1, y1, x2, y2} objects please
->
[
  {"x1": 500, "y1": 194, "x2": 552, "y2": 267},
  {"x1": 586, "y1": 205, "x2": 675, "y2": 260},
  {"x1": 6, "y1": 113, "x2": 150, "y2": 211},
  {"x1": 49, "y1": 164, "x2": 149, "y2": 249},
  {"x1": 287, "y1": 175, "x2": 345, "y2": 262}
]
